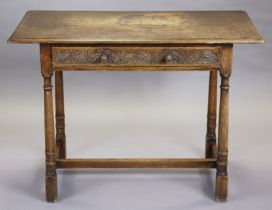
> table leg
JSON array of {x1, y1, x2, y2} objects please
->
[
  {"x1": 205, "y1": 70, "x2": 217, "y2": 158},
  {"x1": 40, "y1": 45, "x2": 57, "y2": 202},
  {"x1": 216, "y1": 45, "x2": 232, "y2": 202},
  {"x1": 55, "y1": 71, "x2": 66, "y2": 159}
]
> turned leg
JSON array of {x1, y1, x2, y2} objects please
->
[
  {"x1": 216, "y1": 45, "x2": 232, "y2": 202},
  {"x1": 40, "y1": 45, "x2": 57, "y2": 202},
  {"x1": 205, "y1": 70, "x2": 217, "y2": 158},
  {"x1": 55, "y1": 71, "x2": 66, "y2": 159}
]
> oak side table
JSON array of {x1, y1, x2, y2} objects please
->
[{"x1": 8, "y1": 10, "x2": 263, "y2": 202}]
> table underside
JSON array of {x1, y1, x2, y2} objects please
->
[
  {"x1": 50, "y1": 44, "x2": 220, "y2": 170},
  {"x1": 42, "y1": 43, "x2": 229, "y2": 170},
  {"x1": 44, "y1": 44, "x2": 222, "y2": 173},
  {"x1": 36, "y1": 40, "x2": 234, "y2": 203}
]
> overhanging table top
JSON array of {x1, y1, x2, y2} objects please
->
[{"x1": 8, "y1": 10, "x2": 263, "y2": 44}]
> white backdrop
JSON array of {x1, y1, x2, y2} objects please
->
[{"x1": 0, "y1": 0, "x2": 271, "y2": 210}]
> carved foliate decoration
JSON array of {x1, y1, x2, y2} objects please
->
[
  {"x1": 52, "y1": 47, "x2": 220, "y2": 66},
  {"x1": 188, "y1": 50, "x2": 218, "y2": 64},
  {"x1": 54, "y1": 49, "x2": 120, "y2": 64},
  {"x1": 122, "y1": 50, "x2": 152, "y2": 64},
  {"x1": 88, "y1": 49, "x2": 119, "y2": 64},
  {"x1": 54, "y1": 50, "x2": 85, "y2": 64},
  {"x1": 158, "y1": 50, "x2": 186, "y2": 64}
]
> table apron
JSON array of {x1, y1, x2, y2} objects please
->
[{"x1": 51, "y1": 45, "x2": 221, "y2": 71}]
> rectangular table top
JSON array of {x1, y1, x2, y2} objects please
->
[{"x1": 8, "y1": 10, "x2": 263, "y2": 44}]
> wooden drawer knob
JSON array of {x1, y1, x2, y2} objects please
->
[
  {"x1": 165, "y1": 55, "x2": 174, "y2": 63},
  {"x1": 100, "y1": 54, "x2": 108, "y2": 63}
]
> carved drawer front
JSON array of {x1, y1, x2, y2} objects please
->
[{"x1": 52, "y1": 46, "x2": 221, "y2": 67}]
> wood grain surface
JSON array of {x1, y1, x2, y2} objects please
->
[{"x1": 8, "y1": 11, "x2": 263, "y2": 44}]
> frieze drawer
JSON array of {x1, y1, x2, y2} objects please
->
[{"x1": 52, "y1": 46, "x2": 221, "y2": 67}]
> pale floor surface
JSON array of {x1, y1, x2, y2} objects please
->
[{"x1": 0, "y1": 113, "x2": 271, "y2": 210}]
